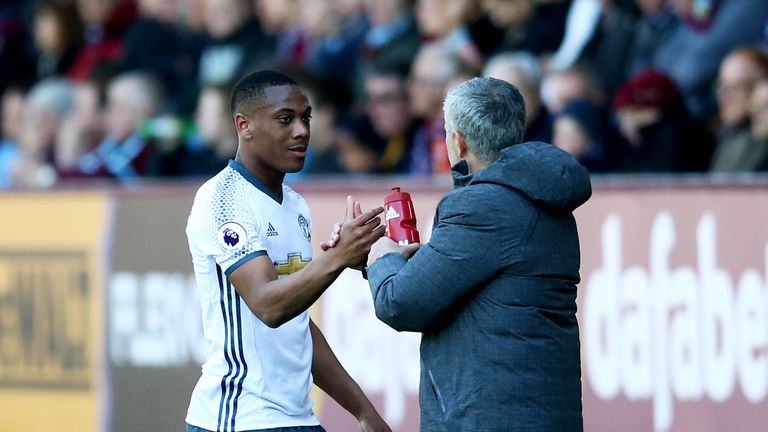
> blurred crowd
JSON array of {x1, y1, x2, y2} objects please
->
[{"x1": 1, "y1": 0, "x2": 768, "y2": 188}]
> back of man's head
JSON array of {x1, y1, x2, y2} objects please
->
[
  {"x1": 230, "y1": 70, "x2": 298, "y2": 116},
  {"x1": 443, "y1": 77, "x2": 526, "y2": 164}
]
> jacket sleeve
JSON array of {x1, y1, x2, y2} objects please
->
[{"x1": 366, "y1": 190, "x2": 531, "y2": 332}]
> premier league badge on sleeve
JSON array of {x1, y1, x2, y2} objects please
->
[
  {"x1": 218, "y1": 222, "x2": 247, "y2": 251},
  {"x1": 298, "y1": 215, "x2": 311, "y2": 240}
]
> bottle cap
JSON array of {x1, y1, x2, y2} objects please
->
[{"x1": 385, "y1": 187, "x2": 411, "y2": 205}]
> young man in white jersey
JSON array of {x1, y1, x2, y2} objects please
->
[{"x1": 185, "y1": 70, "x2": 390, "y2": 432}]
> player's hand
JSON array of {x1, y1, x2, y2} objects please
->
[
  {"x1": 320, "y1": 196, "x2": 361, "y2": 251},
  {"x1": 327, "y1": 195, "x2": 385, "y2": 269},
  {"x1": 367, "y1": 237, "x2": 420, "y2": 266},
  {"x1": 319, "y1": 222, "x2": 341, "y2": 251}
]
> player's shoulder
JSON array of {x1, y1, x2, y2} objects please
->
[
  {"x1": 195, "y1": 165, "x2": 247, "y2": 201},
  {"x1": 189, "y1": 166, "x2": 247, "y2": 220}
]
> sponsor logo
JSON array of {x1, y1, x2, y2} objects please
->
[
  {"x1": 266, "y1": 222, "x2": 279, "y2": 237},
  {"x1": 218, "y1": 222, "x2": 247, "y2": 250},
  {"x1": 274, "y1": 252, "x2": 311, "y2": 276},
  {"x1": 385, "y1": 206, "x2": 400, "y2": 221},
  {"x1": 585, "y1": 212, "x2": 768, "y2": 432},
  {"x1": 0, "y1": 250, "x2": 92, "y2": 389}
]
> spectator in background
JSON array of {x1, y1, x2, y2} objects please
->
[
  {"x1": 287, "y1": 75, "x2": 344, "y2": 177},
  {"x1": 198, "y1": 0, "x2": 273, "y2": 86},
  {"x1": 9, "y1": 79, "x2": 75, "y2": 188},
  {"x1": 254, "y1": 0, "x2": 297, "y2": 37},
  {"x1": 625, "y1": 0, "x2": 679, "y2": 78},
  {"x1": 56, "y1": 80, "x2": 105, "y2": 179},
  {"x1": 177, "y1": 0, "x2": 206, "y2": 33},
  {"x1": 613, "y1": 69, "x2": 714, "y2": 172},
  {"x1": 174, "y1": 84, "x2": 237, "y2": 177},
  {"x1": 261, "y1": 0, "x2": 365, "y2": 108},
  {"x1": 70, "y1": 0, "x2": 137, "y2": 81},
  {"x1": 336, "y1": 67, "x2": 418, "y2": 174},
  {"x1": 31, "y1": 1, "x2": 83, "y2": 81},
  {"x1": 553, "y1": 99, "x2": 613, "y2": 172},
  {"x1": 122, "y1": 0, "x2": 204, "y2": 115},
  {"x1": 653, "y1": 0, "x2": 768, "y2": 118},
  {"x1": 415, "y1": 0, "x2": 483, "y2": 69},
  {"x1": 264, "y1": 0, "x2": 316, "y2": 68},
  {"x1": 484, "y1": 51, "x2": 552, "y2": 143},
  {"x1": 301, "y1": 0, "x2": 367, "y2": 86},
  {"x1": 359, "y1": 0, "x2": 421, "y2": 80},
  {"x1": 76, "y1": 72, "x2": 162, "y2": 180},
  {"x1": 764, "y1": 20, "x2": 768, "y2": 53},
  {"x1": 0, "y1": 88, "x2": 25, "y2": 188},
  {"x1": 549, "y1": 0, "x2": 637, "y2": 99},
  {"x1": 192, "y1": 85, "x2": 236, "y2": 167},
  {"x1": 363, "y1": 67, "x2": 419, "y2": 173},
  {"x1": 473, "y1": 0, "x2": 570, "y2": 57},
  {"x1": 710, "y1": 47, "x2": 768, "y2": 172},
  {"x1": 0, "y1": 6, "x2": 35, "y2": 93},
  {"x1": 541, "y1": 62, "x2": 606, "y2": 115},
  {"x1": 745, "y1": 79, "x2": 768, "y2": 171},
  {"x1": 408, "y1": 42, "x2": 466, "y2": 175}
]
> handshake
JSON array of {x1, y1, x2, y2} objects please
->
[{"x1": 320, "y1": 189, "x2": 421, "y2": 270}]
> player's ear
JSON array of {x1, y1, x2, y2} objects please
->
[{"x1": 234, "y1": 113, "x2": 253, "y2": 140}]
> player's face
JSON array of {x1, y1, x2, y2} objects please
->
[{"x1": 244, "y1": 85, "x2": 311, "y2": 174}]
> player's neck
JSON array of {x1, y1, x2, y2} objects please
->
[{"x1": 234, "y1": 154, "x2": 285, "y2": 198}]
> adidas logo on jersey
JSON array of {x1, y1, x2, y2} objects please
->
[{"x1": 267, "y1": 222, "x2": 279, "y2": 237}]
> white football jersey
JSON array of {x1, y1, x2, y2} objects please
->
[{"x1": 185, "y1": 160, "x2": 318, "y2": 431}]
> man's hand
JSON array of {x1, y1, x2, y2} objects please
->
[
  {"x1": 319, "y1": 222, "x2": 341, "y2": 251},
  {"x1": 320, "y1": 196, "x2": 362, "y2": 251},
  {"x1": 324, "y1": 196, "x2": 385, "y2": 270},
  {"x1": 367, "y1": 236, "x2": 420, "y2": 266}
]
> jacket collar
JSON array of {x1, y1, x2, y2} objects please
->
[{"x1": 451, "y1": 160, "x2": 473, "y2": 189}]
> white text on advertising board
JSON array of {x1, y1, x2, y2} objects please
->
[
  {"x1": 110, "y1": 272, "x2": 206, "y2": 366},
  {"x1": 584, "y1": 212, "x2": 768, "y2": 432}
]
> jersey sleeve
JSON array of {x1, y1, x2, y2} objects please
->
[
  {"x1": 215, "y1": 216, "x2": 267, "y2": 277},
  {"x1": 191, "y1": 185, "x2": 269, "y2": 277}
]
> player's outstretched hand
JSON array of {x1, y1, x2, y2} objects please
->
[
  {"x1": 319, "y1": 222, "x2": 341, "y2": 251},
  {"x1": 320, "y1": 196, "x2": 361, "y2": 251},
  {"x1": 328, "y1": 195, "x2": 385, "y2": 269}
]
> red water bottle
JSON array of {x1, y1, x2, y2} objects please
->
[{"x1": 384, "y1": 187, "x2": 420, "y2": 245}]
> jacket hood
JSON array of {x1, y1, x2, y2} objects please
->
[{"x1": 453, "y1": 141, "x2": 592, "y2": 213}]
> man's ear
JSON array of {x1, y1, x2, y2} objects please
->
[
  {"x1": 455, "y1": 131, "x2": 469, "y2": 159},
  {"x1": 234, "y1": 113, "x2": 252, "y2": 139}
]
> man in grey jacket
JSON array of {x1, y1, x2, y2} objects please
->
[{"x1": 366, "y1": 77, "x2": 591, "y2": 431}]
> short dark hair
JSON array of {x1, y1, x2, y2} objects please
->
[{"x1": 230, "y1": 70, "x2": 299, "y2": 116}]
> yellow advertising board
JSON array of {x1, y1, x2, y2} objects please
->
[{"x1": 0, "y1": 193, "x2": 110, "y2": 432}]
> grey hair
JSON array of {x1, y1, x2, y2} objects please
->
[
  {"x1": 26, "y1": 78, "x2": 75, "y2": 117},
  {"x1": 443, "y1": 77, "x2": 526, "y2": 164},
  {"x1": 482, "y1": 51, "x2": 542, "y2": 89},
  {"x1": 109, "y1": 71, "x2": 163, "y2": 111}
]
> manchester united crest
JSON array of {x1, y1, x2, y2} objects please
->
[{"x1": 298, "y1": 215, "x2": 311, "y2": 240}]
